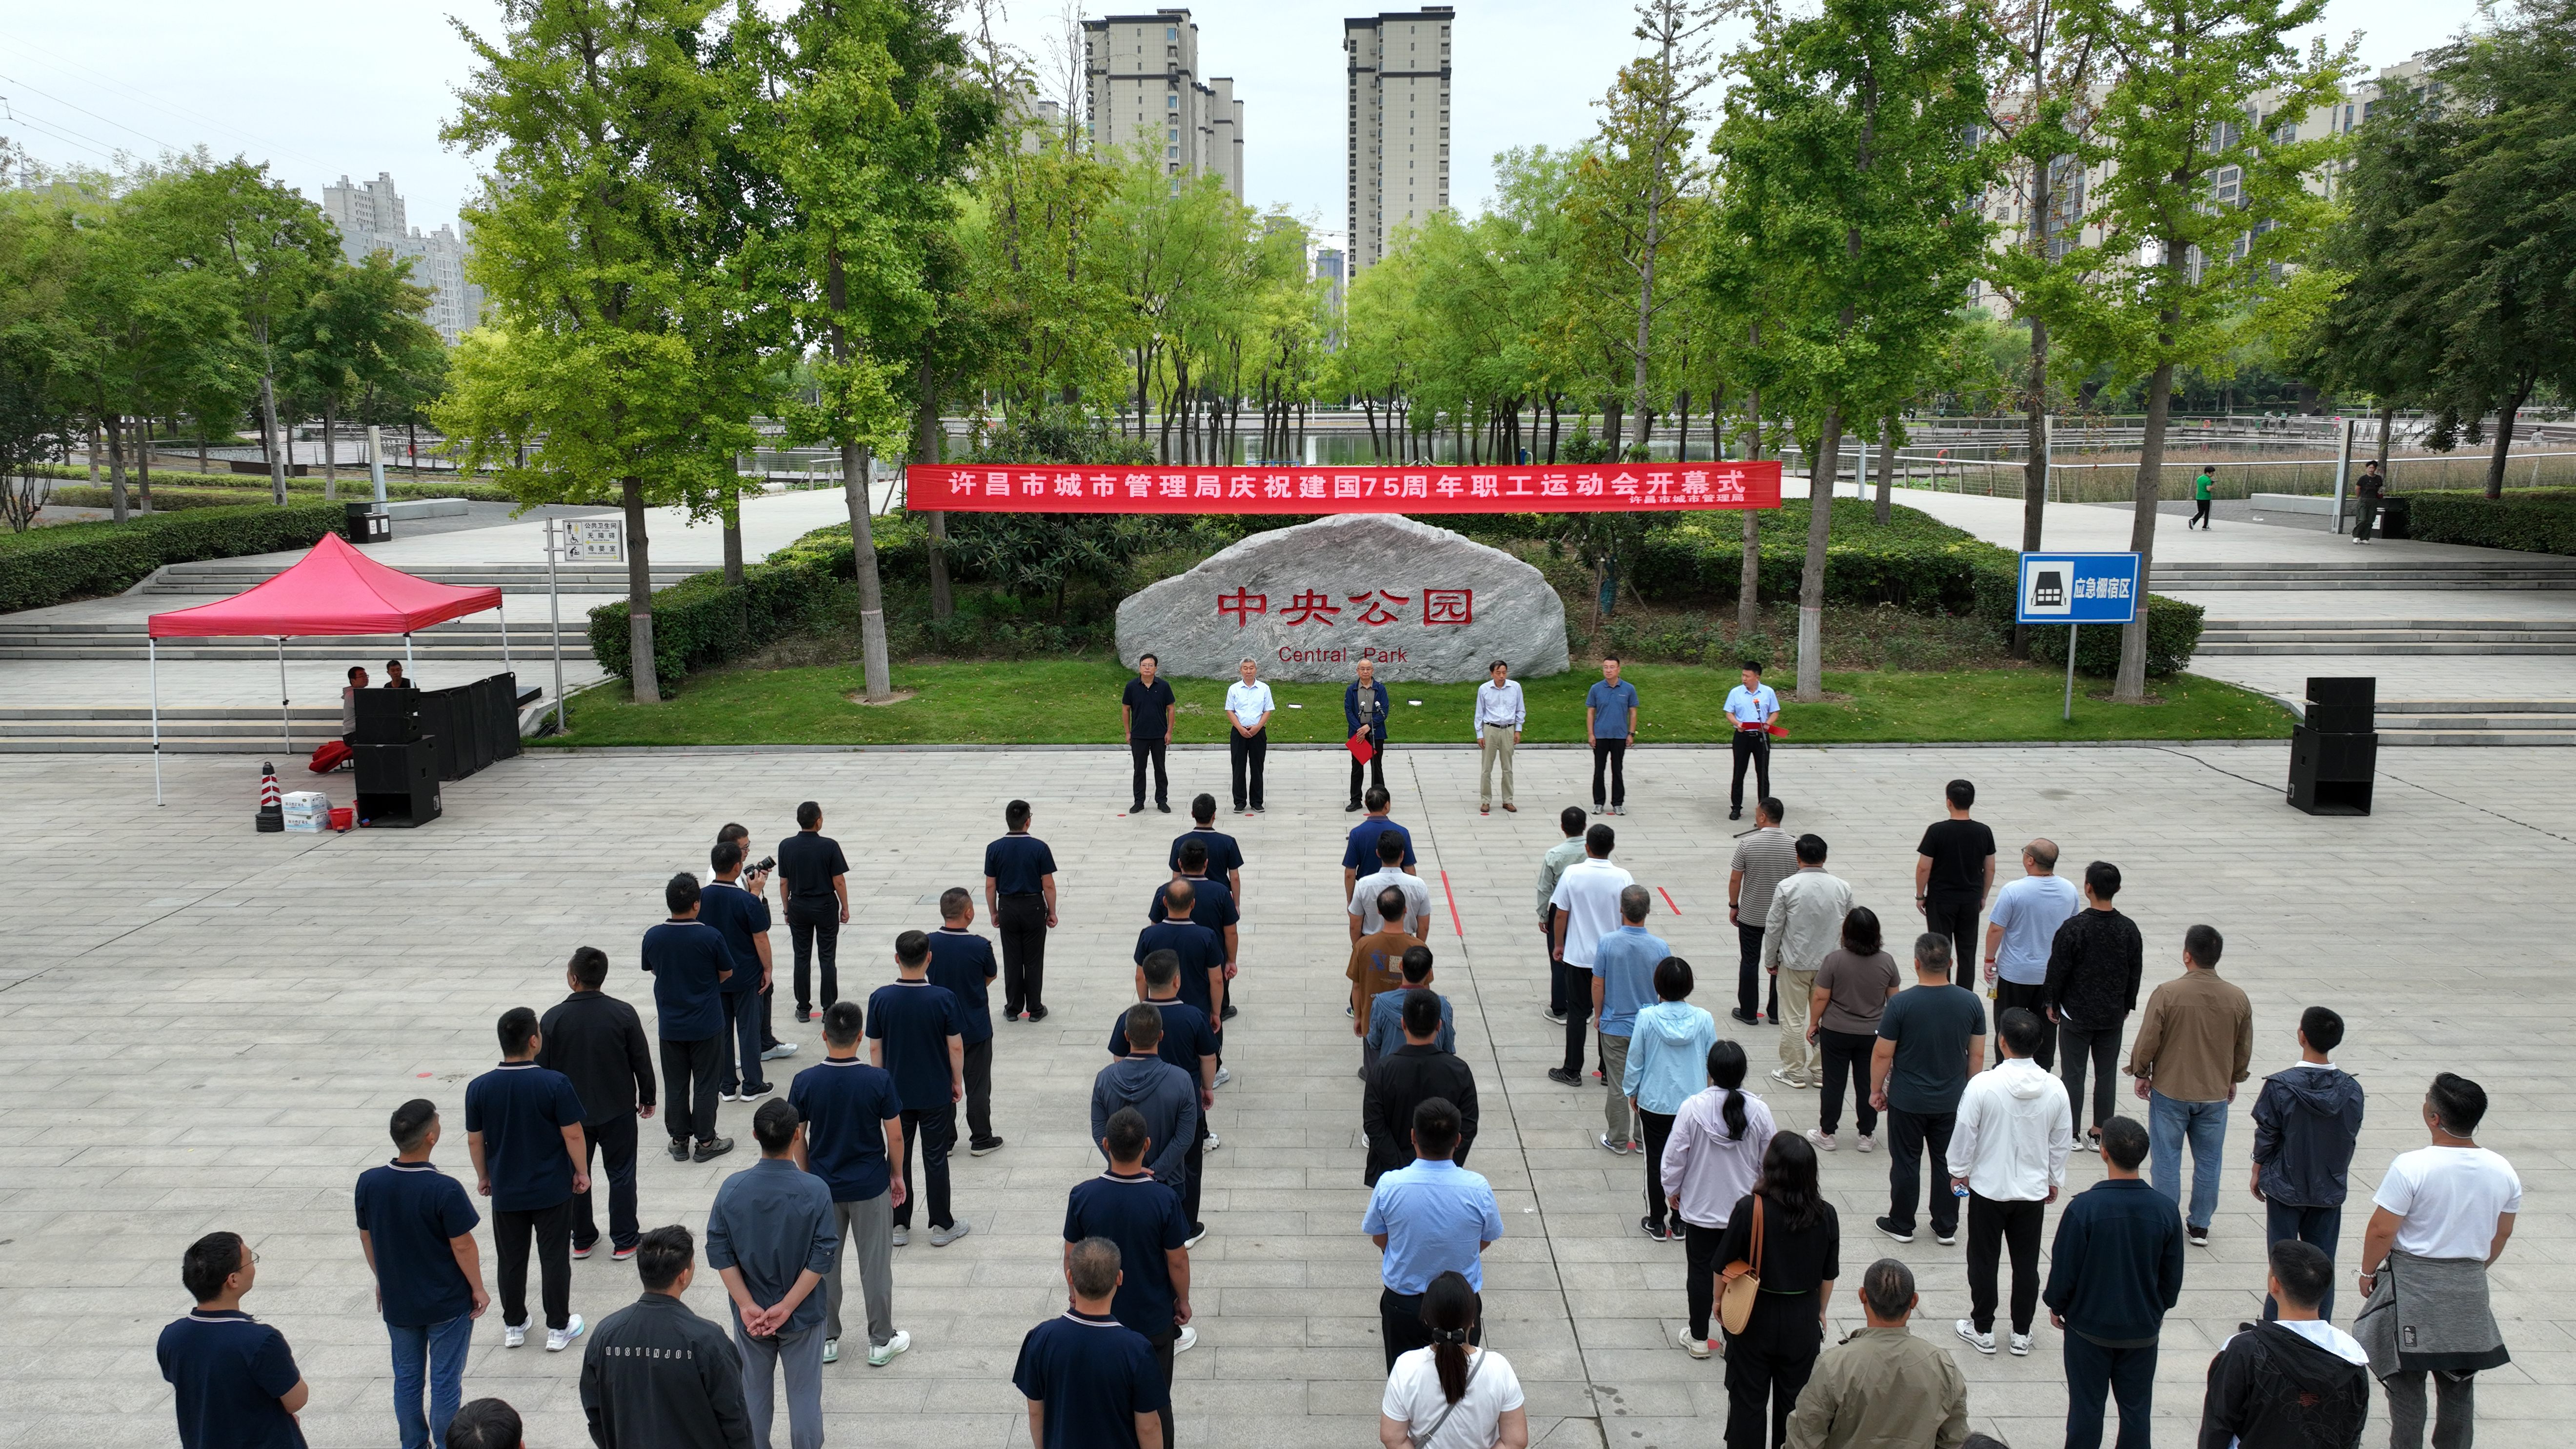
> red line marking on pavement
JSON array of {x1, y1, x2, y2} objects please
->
[
  {"x1": 1658, "y1": 886, "x2": 1682, "y2": 915},
  {"x1": 1440, "y1": 870, "x2": 1465, "y2": 938}
]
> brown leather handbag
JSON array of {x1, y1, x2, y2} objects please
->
[{"x1": 1719, "y1": 1195, "x2": 1764, "y2": 1336}]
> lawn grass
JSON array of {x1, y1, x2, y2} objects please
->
[{"x1": 537, "y1": 658, "x2": 2295, "y2": 747}]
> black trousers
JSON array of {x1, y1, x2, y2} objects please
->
[
  {"x1": 572, "y1": 1112, "x2": 639, "y2": 1252},
  {"x1": 494, "y1": 1196, "x2": 573, "y2": 1331},
  {"x1": 1149, "y1": 1324, "x2": 1179, "y2": 1449},
  {"x1": 1229, "y1": 728, "x2": 1267, "y2": 809},
  {"x1": 1683, "y1": 1221, "x2": 1726, "y2": 1341},
  {"x1": 786, "y1": 906, "x2": 838, "y2": 1013},
  {"x1": 1723, "y1": 1290, "x2": 1822, "y2": 1449},
  {"x1": 1922, "y1": 891, "x2": 1980, "y2": 985},
  {"x1": 1560, "y1": 966, "x2": 1594, "y2": 1075},
  {"x1": 1545, "y1": 914, "x2": 1566, "y2": 1014},
  {"x1": 2190, "y1": 498, "x2": 2212, "y2": 528},
  {"x1": 1183, "y1": 1127, "x2": 1207, "y2": 1231},
  {"x1": 1966, "y1": 1191, "x2": 2045, "y2": 1334},
  {"x1": 2354, "y1": 496, "x2": 2380, "y2": 542},
  {"x1": 2060, "y1": 1016, "x2": 2127, "y2": 1133},
  {"x1": 1129, "y1": 738, "x2": 1167, "y2": 809},
  {"x1": 2063, "y1": 1333, "x2": 2157, "y2": 1449},
  {"x1": 962, "y1": 1037, "x2": 995, "y2": 1147},
  {"x1": 1380, "y1": 1286, "x2": 1481, "y2": 1372},
  {"x1": 1640, "y1": 1109, "x2": 1678, "y2": 1229},
  {"x1": 1348, "y1": 744, "x2": 1386, "y2": 805},
  {"x1": 896, "y1": 1104, "x2": 956, "y2": 1229},
  {"x1": 1590, "y1": 737, "x2": 1628, "y2": 807},
  {"x1": 1815, "y1": 1028, "x2": 1879, "y2": 1138},
  {"x1": 721, "y1": 988, "x2": 767, "y2": 1093},
  {"x1": 2263, "y1": 1200, "x2": 2343, "y2": 1321},
  {"x1": 1729, "y1": 730, "x2": 1771, "y2": 808},
  {"x1": 1735, "y1": 923, "x2": 1767, "y2": 1021},
  {"x1": 659, "y1": 1035, "x2": 723, "y2": 1146},
  {"x1": 1885, "y1": 1107, "x2": 1959, "y2": 1236},
  {"x1": 996, "y1": 894, "x2": 1048, "y2": 1017},
  {"x1": 1994, "y1": 980, "x2": 2053, "y2": 1069}
]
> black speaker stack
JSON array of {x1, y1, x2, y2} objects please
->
[
  {"x1": 347, "y1": 671, "x2": 520, "y2": 826},
  {"x1": 2288, "y1": 676, "x2": 2375, "y2": 816}
]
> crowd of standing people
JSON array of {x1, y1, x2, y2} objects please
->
[{"x1": 152, "y1": 723, "x2": 2521, "y2": 1449}]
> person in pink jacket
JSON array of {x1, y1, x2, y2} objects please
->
[{"x1": 1662, "y1": 1040, "x2": 1777, "y2": 1358}]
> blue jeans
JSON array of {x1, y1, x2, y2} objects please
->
[
  {"x1": 2148, "y1": 1091, "x2": 2226, "y2": 1230},
  {"x1": 388, "y1": 1313, "x2": 474, "y2": 1449}
]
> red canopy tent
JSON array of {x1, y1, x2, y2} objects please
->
[{"x1": 144, "y1": 533, "x2": 505, "y2": 803}]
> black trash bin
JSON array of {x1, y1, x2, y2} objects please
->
[{"x1": 345, "y1": 502, "x2": 390, "y2": 543}]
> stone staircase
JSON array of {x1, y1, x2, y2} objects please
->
[
  {"x1": 0, "y1": 618, "x2": 592, "y2": 662},
  {"x1": 2330, "y1": 701, "x2": 2576, "y2": 747},
  {"x1": 0, "y1": 705, "x2": 349, "y2": 753},
  {"x1": 2196, "y1": 618, "x2": 2576, "y2": 656},
  {"x1": 140, "y1": 559, "x2": 707, "y2": 595},
  {"x1": 2154, "y1": 559, "x2": 2576, "y2": 592}
]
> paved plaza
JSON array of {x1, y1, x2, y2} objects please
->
[{"x1": 3, "y1": 737, "x2": 2569, "y2": 1448}]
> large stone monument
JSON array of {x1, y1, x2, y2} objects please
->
[{"x1": 1116, "y1": 513, "x2": 1569, "y2": 683}]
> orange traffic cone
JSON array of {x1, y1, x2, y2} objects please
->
[{"x1": 256, "y1": 761, "x2": 284, "y2": 832}]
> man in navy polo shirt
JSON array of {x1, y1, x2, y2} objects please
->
[
  {"x1": 1167, "y1": 793, "x2": 1244, "y2": 902},
  {"x1": 698, "y1": 841, "x2": 775, "y2": 1104},
  {"x1": 464, "y1": 1007, "x2": 591, "y2": 1353},
  {"x1": 1067, "y1": 1108, "x2": 1194, "y2": 1449},
  {"x1": 1014, "y1": 1237, "x2": 1168, "y2": 1449},
  {"x1": 159, "y1": 1230, "x2": 310, "y2": 1449},
  {"x1": 1133, "y1": 885, "x2": 1227, "y2": 1035},
  {"x1": 1340, "y1": 786, "x2": 1418, "y2": 902},
  {"x1": 869, "y1": 931, "x2": 968, "y2": 1246},
  {"x1": 1112, "y1": 950, "x2": 1220, "y2": 1240},
  {"x1": 984, "y1": 799, "x2": 1060, "y2": 1022},
  {"x1": 790, "y1": 998, "x2": 910, "y2": 1368},
  {"x1": 355, "y1": 1099, "x2": 487, "y2": 1449},
  {"x1": 1153, "y1": 843, "x2": 1239, "y2": 1028},
  {"x1": 643, "y1": 873, "x2": 734, "y2": 1163},
  {"x1": 924, "y1": 887, "x2": 1003, "y2": 1156}
]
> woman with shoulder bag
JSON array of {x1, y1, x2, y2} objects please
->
[
  {"x1": 1716, "y1": 1133, "x2": 1839, "y2": 1449},
  {"x1": 1661, "y1": 1040, "x2": 1775, "y2": 1359},
  {"x1": 1378, "y1": 1271, "x2": 1528, "y2": 1449}
]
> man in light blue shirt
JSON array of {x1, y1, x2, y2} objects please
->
[
  {"x1": 1362, "y1": 1096, "x2": 1502, "y2": 1370},
  {"x1": 1365, "y1": 946, "x2": 1455, "y2": 1059},
  {"x1": 1590, "y1": 885, "x2": 1670, "y2": 1156},
  {"x1": 1473, "y1": 659, "x2": 1526, "y2": 815},
  {"x1": 1585, "y1": 656, "x2": 1641, "y2": 814},
  {"x1": 1983, "y1": 837, "x2": 2080, "y2": 1071},
  {"x1": 1223, "y1": 659, "x2": 1274, "y2": 815},
  {"x1": 1723, "y1": 662, "x2": 1780, "y2": 821}
]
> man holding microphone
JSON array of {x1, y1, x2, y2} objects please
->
[{"x1": 1724, "y1": 663, "x2": 1779, "y2": 822}]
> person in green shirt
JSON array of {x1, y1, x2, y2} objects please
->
[{"x1": 2189, "y1": 468, "x2": 2215, "y2": 530}]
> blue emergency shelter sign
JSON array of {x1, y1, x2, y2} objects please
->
[{"x1": 2016, "y1": 552, "x2": 2142, "y2": 625}]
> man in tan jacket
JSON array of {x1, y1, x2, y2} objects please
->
[
  {"x1": 1786, "y1": 1258, "x2": 1970, "y2": 1449},
  {"x1": 2125, "y1": 923, "x2": 2253, "y2": 1248}
]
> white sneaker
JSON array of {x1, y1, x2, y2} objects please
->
[
  {"x1": 719, "y1": 1089, "x2": 742, "y2": 1102},
  {"x1": 503, "y1": 1322, "x2": 527, "y2": 1348},
  {"x1": 546, "y1": 1315, "x2": 586, "y2": 1352},
  {"x1": 1955, "y1": 1320, "x2": 1995, "y2": 1355},
  {"x1": 1597, "y1": 1133, "x2": 1632, "y2": 1155},
  {"x1": 1805, "y1": 1128, "x2": 1837, "y2": 1152},
  {"x1": 1680, "y1": 1329, "x2": 1712, "y2": 1359},
  {"x1": 2010, "y1": 1332, "x2": 2033, "y2": 1356},
  {"x1": 1204, "y1": 1131, "x2": 1221, "y2": 1151},
  {"x1": 761, "y1": 1043, "x2": 799, "y2": 1061},
  {"x1": 1767, "y1": 1068, "x2": 1807, "y2": 1089},
  {"x1": 868, "y1": 1330, "x2": 911, "y2": 1367},
  {"x1": 823, "y1": 1339, "x2": 839, "y2": 1364},
  {"x1": 1213, "y1": 1066, "x2": 1231, "y2": 1087},
  {"x1": 1175, "y1": 1325, "x2": 1198, "y2": 1352},
  {"x1": 1856, "y1": 1134, "x2": 1876, "y2": 1153}
]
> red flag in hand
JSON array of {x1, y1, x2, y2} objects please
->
[
  {"x1": 1347, "y1": 731, "x2": 1376, "y2": 765},
  {"x1": 1766, "y1": 721, "x2": 1789, "y2": 738}
]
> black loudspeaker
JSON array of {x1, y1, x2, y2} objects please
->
[
  {"x1": 2288, "y1": 725, "x2": 2375, "y2": 816},
  {"x1": 357, "y1": 781, "x2": 442, "y2": 827},
  {"x1": 2305, "y1": 676, "x2": 2376, "y2": 714},
  {"x1": 2303, "y1": 704, "x2": 2375, "y2": 735},
  {"x1": 486, "y1": 672, "x2": 522, "y2": 760},
  {"x1": 417, "y1": 689, "x2": 465, "y2": 781},
  {"x1": 355, "y1": 739, "x2": 438, "y2": 793},
  {"x1": 463, "y1": 678, "x2": 496, "y2": 773},
  {"x1": 353, "y1": 688, "x2": 422, "y2": 744}
]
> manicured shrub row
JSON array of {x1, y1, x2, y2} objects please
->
[
  {"x1": 588, "y1": 519, "x2": 923, "y2": 685},
  {"x1": 0, "y1": 502, "x2": 347, "y2": 612},
  {"x1": 2402, "y1": 489, "x2": 2576, "y2": 558}
]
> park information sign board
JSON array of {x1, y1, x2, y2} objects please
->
[
  {"x1": 2016, "y1": 551, "x2": 2142, "y2": 625},
  {"x1": 905, "y1": 461, "x2": 1783, "y2": 514}
]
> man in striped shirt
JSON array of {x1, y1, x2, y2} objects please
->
[{"x1": 1728, "y1": 798, "x2": 1797, "y2": 1027}]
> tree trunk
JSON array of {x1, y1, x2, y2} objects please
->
[
  {"x1": 1547, "y1": 395, "x2": 1561, "y2": 463},
  {"x1": 136, "y1": 416, "x2": 153, "y2": 514},
  {"x1": 722, "y1": 481, "x2": 745, "y2": 587},
  {"x1": 1740, "y1": 381, "x2": 1763, "y2": 644},
  {"x1": 1603, "y1": 398, "x2": 1624, "y2": 454},
  {"x1": 1872, "y1": 415, "x2": 1894, "y2": 524},
  {"x1": 2012, "y1": 313, "x2": 2050, "y2": 659},
  {"x1": 105, "y1": 412, "x2": 128, "y2": 523},
  {"x1": 258, "y1": 349, "x2": 287, "y2": 506},
  {"x1": 2374, "y1": 403, "x2": 2392, "y2": 469},
  {"x1": 915, "y1": 359, "x2": 951, "y2": 621},
  {"x1": 323, "y1": 398, "x2": 339, "y2": 501},
  {"x1": 2114, "y1": 359, "x2": 2174, "y2": 703},
  {"x1": 408, "y1": 419, "x2": 420, "y2": 480},
  {"x1": 843, "y1": 439, "x2": 891, "y2": 700},
  {"x1": 622, "y1": 476, "x2": 661, "y2": 705},
  {"x1": 2484, "y1": 377, "x2": 2531, "y2": 499},
  {"x1": 195, "y1": 420, "x2": 208, "y2": 476},
  {"x1": 1675, "y1": 388, "x2": 1691, "y2": 463},
  {"x1": 1796, "y1": 406, "x2": 1842, "y2": 701},
  {"x1": 86, "y1": 419, "x2": 100, "y2": 482}
]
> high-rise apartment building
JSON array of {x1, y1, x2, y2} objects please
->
[
  {"x1": 1344, "y1": 7, "x2": 1452, "y2": 273},
  {"x1": 1082, "y1": 9, "x2": 1246, "y2": 201},
  {"x1": 320, "y1": 172, "x2": 485, "y2": 344}
]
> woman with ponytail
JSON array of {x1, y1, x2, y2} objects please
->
[
  {"x1": 1717, "y1": 1133, "x2": 1840, "y2": 1449},
  {"x1": 1661, "y1": 1039, "x2": 1776, "y2": 1358},
  {"x1": 1377, "y1": 1271, "x2": 1528, "y2": 1449}
]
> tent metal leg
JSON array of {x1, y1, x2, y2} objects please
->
[
  {"x1": 278, "y1": 637, "x2": 290, "y2": 754},
  {"x1": 151, "y1": 636, "x2": 162, "y2": 806},
  {"x1": 498, "y1": 607, "x2": 510, "y2": 673},
  {"x1": 406, "y1": 633, "x2": 415, "y2": 677}
]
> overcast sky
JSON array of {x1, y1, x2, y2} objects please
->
[{"x1": 2, "y1": 0, "x2": 2487, "y2": 245}]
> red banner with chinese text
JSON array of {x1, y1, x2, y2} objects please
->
[{"x1": 903, "y1": 461, "x2": 1782, "y2": 513}]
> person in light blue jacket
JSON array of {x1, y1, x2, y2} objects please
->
[{"x1": 1624, "y1": 956, "x2": 1719, "y2": 1242}]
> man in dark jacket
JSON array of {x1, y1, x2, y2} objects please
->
[
  {"x1": 2250, "y1": 1006, "x2": 2365, "y2": 1321},
  {"x1": 1345, "y1": 659, "x2": 1390, "y2": 811},
  {"x1": 539, "y1": 947, "x2": 657, "y2": 1261},
  {"x1": 2046, "y1": 1116, "x2": 2184, "y2": 1449},
  {"x1": 2198, "y1": 1240, "x2": 2370, "y2": 1449},
  {"x1": 1362, "y1": 990, "x2": 1479, "y2": 1184},
  {"x1": 580, "y1": 1225, "x2": 753, "y2": 1449},
  {"x1": 1091, "y1": 1004, "x2": 1200, "y2": 1194},
  {"x1": 2042, "y1": 860, "x2": 2144, "y2": 1145}
]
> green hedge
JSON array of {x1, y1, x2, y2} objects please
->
[
  {"x1": 0, "y1": 502, "x2": 348, "y2": 612},
  {"x1": 28, "y1": 463, "x2": 515, "y2": 503},
  {"x1": 2402, "y1": 490, "x2": 2576, "y2": 557},
  {"x1": 589, "y1": 517, "x2": 924, "y2": 686}
]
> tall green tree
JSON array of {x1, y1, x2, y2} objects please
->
[
  {"x1": 2055, "y1": 0, "x2": 2346, "y2": 699},
  {"x1": 280, "y1": 252, "x2": 439, "y2": 499}
]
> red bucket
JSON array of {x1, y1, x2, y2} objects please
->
[{"x1": 329, "y1": 806, "x2": 355, "y2": 832}]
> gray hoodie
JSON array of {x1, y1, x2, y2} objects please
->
[{"x1": 1090, "y1": 1054, "x2": 1199, "y2": 1190}]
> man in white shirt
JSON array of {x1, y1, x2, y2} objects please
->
[
  {"x1": 1348, "y1": 830, "x2": 1433, "y2": 943},
  {"x1": 1722, "y1": 663, "x2": 1778, "y2": 822},
  {"x1": 1223, "y1": 659, "x2": 1274, "y2": 816},
  {"x1": 2356, "y1": 1072, "x2": 2520, "y2": 1449},
  {"x1": 1473, "y1": 659, "x2": 1525, "y2": 816},
  {"x1": 1947, "y1": 1007, "x2": 2071, "y2": 1356},
  {"x1": 1982, "y1": 839, "x2": 2078, "y2": 1070},
  {"x1": 1546, "y1": 824, "x2": 1632, "y2": 1089},
  {"x1": 1761, "y1": 834, "x2": 1851, "y2": 1089}
]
